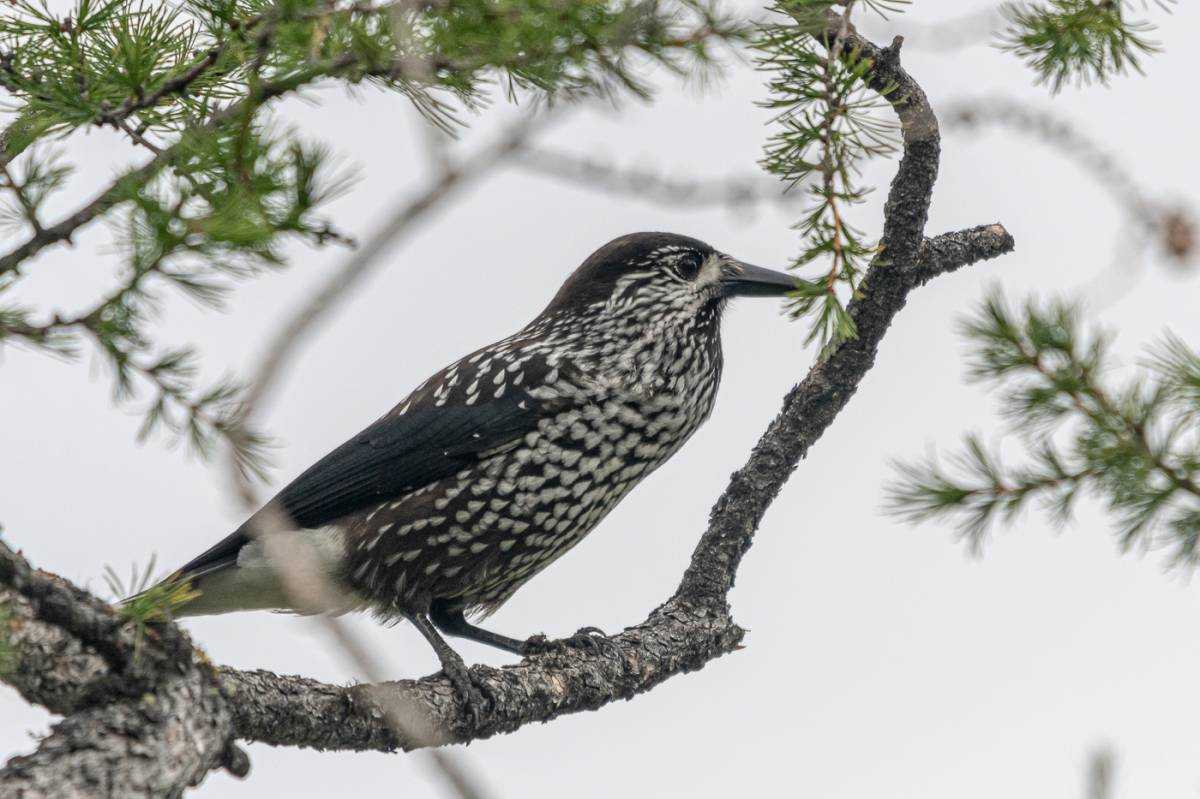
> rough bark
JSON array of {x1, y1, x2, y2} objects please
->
[
  {"x1": 1, "y1": 666, "x2": 234, "y2": 799},
  {"x1": 0, "y1": 550, "x2": 244, "y2": 798},
  {"x1": 1, "y1": 15, "x2": 1014, "y2": 793}
]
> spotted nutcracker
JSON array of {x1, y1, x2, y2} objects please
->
[{"x1": 151, "y1": 231, "x2": 795, "y2": 705}]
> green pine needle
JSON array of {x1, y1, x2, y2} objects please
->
[
  {"x1": 756, "y1": 0, "x2": 899, "y2": 351},
  {"x1": 887, "y1": 288, "x2": 1200, "y2": 567},
  {"x1": 998, "y1": 0, "x2": 1173, "y2": 92}
]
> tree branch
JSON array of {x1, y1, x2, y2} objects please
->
[
  {"x1": 242, "y1": 113, "x2": 545, "y2": 414},
  {"x1": 511, "y1": 145, "x2": 801, "y2": 211},
  {"x1": 0, "y1": 544, "x2": 244, "y2": 797},
  {"x1": 0, "y1": 55, "x2": 360, "y2": 278},
  {"x1": 1, "y1": 14, "x2": 1013, "y2": 784}
]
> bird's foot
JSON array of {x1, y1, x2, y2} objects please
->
[
  {"x1": 438, "y1": 652, "x2": 487, "y2": 729},
  {"x1": 521, "y1": 626, "x2": 616, "y2": 657}
]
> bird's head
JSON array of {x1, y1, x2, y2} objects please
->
[{"x1": 538, "y1": 232, "x2": 796, "y2": 328}]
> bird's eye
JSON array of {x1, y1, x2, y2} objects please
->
[{"x1": 675, "y1": 254, "x2": 703, "y2": 281}]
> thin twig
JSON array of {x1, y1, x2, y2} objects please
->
[{"x1": 0, "y1": 54, "x2": 362, "y2": 278}]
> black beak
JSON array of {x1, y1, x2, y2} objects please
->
[{"x1": 719, "y1": 258, "x2": 797, "y2": 298}]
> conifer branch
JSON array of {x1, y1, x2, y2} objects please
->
[
  {"x1": 888, "y1": 291, "x2": 1200, "y2": 565},
  {"x1": 998, "y1": 0, "x2": 1173, "y2": 92},
  {"x1": 2, "y1": 21, "x2": 1012, "y2": 792}
]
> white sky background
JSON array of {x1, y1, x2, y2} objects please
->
[{"x1": 4, "y1": 1, "x2": 1200, "y2": 796}]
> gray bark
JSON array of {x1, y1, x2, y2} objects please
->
[{"x1": 0, "y1": 16, "x2": 1013, "y2": 794}]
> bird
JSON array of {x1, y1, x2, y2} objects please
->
[{"x1": 144, "y1": 231, "x2": 794, "y2": 711}]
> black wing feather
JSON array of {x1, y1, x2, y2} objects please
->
[{"x1": 172, "y1": 386, "x2": 551, "y2": 580}]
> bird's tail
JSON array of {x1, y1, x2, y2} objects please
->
[
  {"x1": 124, "y1": 557, "x2": 291, "y2": 619},
  {"x1": 123, "y1": 528, "x2": 349, "y2": 618}
]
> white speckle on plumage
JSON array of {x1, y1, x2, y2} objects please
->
[
  {"x1": 469, "y1": 478, "x2": 495, "y2": 495},
  {"x1": 173, "y1": 234, "x2": 779, "y2": 652}
]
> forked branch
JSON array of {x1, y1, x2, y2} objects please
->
[{"x1": 0, "y1": 14, "x2": 1012, "y2": 793}]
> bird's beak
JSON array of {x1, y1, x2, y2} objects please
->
[{"x1": 718, "y1": 258, "x2": 797, "y2": 298}]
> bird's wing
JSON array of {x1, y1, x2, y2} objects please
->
[{"x1": 171, "y1": 370, "x2": 565, "y2": 581}]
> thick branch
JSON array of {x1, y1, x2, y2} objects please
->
[
  {"x1": 0, "y1": 540, "x2": 193, "y2": 700},
  {"x1": 220, "y1": 595, "x2": 742, "y2": 751},
  {"x1": 2, "y1": 17, "x2": 1013, "y2": 772},
  {"x1": 1, "y1": 667, "x2": 234, "y2": 798},
  {"x1": 678, "y1": 24, "x2": 941, "y2": 602},
  {"x1": 0, "y1": 547, "x2": 242, "y2": 797},
  {"x1": 211, "y1": 218, "x2": 1010, "y2": 752},
  {"x1": 915, "y1": 224, "x2": 1015, "y2": 280}
]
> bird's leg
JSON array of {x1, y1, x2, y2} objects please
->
[
  {"x1": 430, "y1": 601, "x2": 613, "y2": 658},
  {"x1": 407, "y1": 611, "x2": 486, "y2": 727},
  {"x1": 430, "y1": 601, "x2": 527, "y2": 655}
]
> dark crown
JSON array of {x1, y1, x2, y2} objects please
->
[{"x1": 541, "y1": 232, "x2": 716, "y2": 314}]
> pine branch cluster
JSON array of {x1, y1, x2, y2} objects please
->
[
  {"x1": 754, "y1": 0, "x2": 903, "y2": 353},
  {"x1": 887, "y1": 290, "x2": 1200, "y2": 567},
  {"x1": 998, "y1": 0, "x2": 1173, "y2": 92},
  {"x1": 0, "y1": 0, "x2": 744, "y2": 478}
]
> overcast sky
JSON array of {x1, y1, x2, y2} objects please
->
[{"x1": 4, "y1": 1, "x2": 1200, "y2": 797}]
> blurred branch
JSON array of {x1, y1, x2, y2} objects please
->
[
  {"x1": 511, "y1": 145, "x2": 802, "y2": 211},
  {"x1": 1086, "y1": 745, "x2": 1116, "y2": 799},
  {"x1": 243, "y1": 111, "x2": 548, "y2": 414},
  {"x1": 941, "y1": 95, "x2": 1197, "y2": 303},
  {"x1": 3, "y1": 16, "x2": 1013, "y2": 779},
  {"x1": 0, "y1": 0, "x2": 743, "y2": 484},
  {"x1": 943, "y1": 96, "x2": 1158, "y2": 227}
]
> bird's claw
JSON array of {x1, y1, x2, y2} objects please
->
[
  {"x1": 521, "y1": 626, "x2": 615, "y2": 656},
  {"x1": 440, "y1": 657, "x2": 487, "y2": 729}
]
